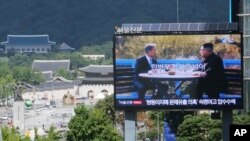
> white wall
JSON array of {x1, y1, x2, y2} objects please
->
[
  {"x1": 22, "y1": 84, "x2": 114, "y2": 101},
  {"x1": 5, "y1": 45, "x2": 51, "y2": 53},
  {"x1": 82, "y1": 55, "x2": 105, "y2": 60},
  {"x1": 22, "y1": 87, "x2": 76, "y2": 101},
  {"x1": 78, "y1": 84, "x2": 113, "y2": 98}
]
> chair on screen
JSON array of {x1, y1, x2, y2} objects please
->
[
  {"x1": 220, "y1": 68, "x2": 242, "y2": 99},
  {"x1": 116, "y1": 66, "x2": 137, "y2": 99}
]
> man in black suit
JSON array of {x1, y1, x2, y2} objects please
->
[
  {"x1": 133, "y1": 44, "x2": 157, "y2": 99},
  {"x1": 197, "y1": 43, "x2": 225, "y2": 98}
]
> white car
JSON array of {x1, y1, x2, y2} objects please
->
[
  {"x1": 36, "y1": 108, "x2": 42, "y2": 112},
  {"x1": 0, "y1": 116, "x2": 8, "y2": 120}
]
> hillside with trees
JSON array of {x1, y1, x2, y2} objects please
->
[{"x1": 0, "y1": 0, "x2": 229, "y2": 49}]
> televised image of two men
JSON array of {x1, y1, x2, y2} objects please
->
[{"x1": 133, "y1": 43, "x2": 225, "y2": 99}]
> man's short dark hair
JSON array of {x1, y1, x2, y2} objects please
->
[
  {"x1": 144, "y1": 43, "x2": 156, "y2": 53},
  {"x1": 200, "y1": 43, "x2": 213, "y2": 51}
]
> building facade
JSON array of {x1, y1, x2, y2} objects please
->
[
  {"x1": 239, "y1": 0, "x2": 250, "y2": 112},
  {"x1": 1, "y1": 35, "x2": 56, "y2": 54},
  {"x1": 82, "y1": 55, "x2": 105, "y2": 60},
  {"x1": 32, "y1": 60, "x2": 70, "y2": 81},
  {"x1": 58, "y1": 42, "x2": 75, "y2": 52},
  {"x1": 78, "y1": 65, "x2": 113, "y2": 99}
]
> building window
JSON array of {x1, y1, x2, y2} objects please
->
[
  {"x1": 87, "y1": 90, "x2": 94, "y2": 99},
  {"x1": 32, "y1": 48, "x2": 35, "y2": 52},
  {"x1": 22, "y1": 48, "x2": 25, "y2": 51},
  {"x1": 42, "y1": 48, "x2": 45, "y2": 51},
  {"x1": 37, "y1": 48, "x2": 40, "y2": 51},
  {"x1": 27, "y1": 48, "x2": 30, "y2": 51},
  {"x1": 101, "y1": 89, "x2": 108, "y2": 96}
]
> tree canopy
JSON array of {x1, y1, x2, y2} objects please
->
[
  {"x1": 0, "y1": 0, "x2": 229, "y2": 49},
  {"x1": 176, "y1": 113, "x2": 250, "y2": 141},
  {"x1": 67, "y1": 104, "x2": 122, "y2": 141},
  {"x1": 177, "y1": 114, "x2": 222, "y2": 141}
]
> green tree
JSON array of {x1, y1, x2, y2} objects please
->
[
  {"x1": 55, "y1": 68, "x2": 74, "y2": 80},
  {"x1": 94, "y1": 94, "x2": 124, "y2": 126},
  {"x1": 0, "y1": 85, "x2": 15, "y2": 106},
  {"x1": 0, "y1": 62, "x2": 14, "y2": 85},
  {"x1": 34, "y1": 126, "x2": 60, "y2": 141},
  {"x1": 47, "y1": 126, "x2": 60, "y2": 141},
  {"x1": 30, "y1": 71, "x2": 44, "y2": 85},
  {"x1": 233, "y1": 113, "x2": 250, "y2": 124},
  {"x1": 138, "y1": 128, "x2": 159, "y2": 141},
  {"x1": 90, "y1": 109, "x2": 122, "y2": 141},
  {"x1": 67, "y1": 105, "x2": 122, "y2": 141},
  {"x1": 69, "y1": 52, "x2": 91, "y2": 70},
  {"x1": 66, "y1": 105, "x2": 91, "y2": 141},
  {"x1": 12, "y1": 66, "x2": 44, "y2": 85},
  {"x1": 1, "y1": 126, "x2": 22, "y2": 141},
  {"x1": 0, "y1": 62, "x2": 15, "y2": 105},
  {"x1": 22, "y1": 136, "x2": 31, "y2": 141},
  {"x1": 148, "y1": 111, "x2": 165, "y2": 130},
  {"x1": 94, "y1": 94, "x2": 115, "y2": 124},
  {"x1": 8, "y1": 54, "x2": 32, "y2": 68},
  {"x1": 176, "y1": 113, "x2": 250, "y2": 141},
  {"x1": 81, "y1": 41, "x2": 113, "y2": 59},
  {"x1": 177, "y1": 114, "x2": 222, "y2": 141}
]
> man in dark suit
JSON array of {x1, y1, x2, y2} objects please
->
[
  {"x1": 133, "y1": 44, "x2": 157, "y2": 99},
  {"x1": 197, "y1": 43, "x2": 225, "y2": 98}
]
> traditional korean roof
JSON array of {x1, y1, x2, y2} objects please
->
[
  {"x1": 59, "y1": 42, "x2": 75, "y2": 51},
  {"x1": 79, "y1": 65, "x2": 113, "y2": 74},
  {"x1": 32, "y1": 60, "x2": 70, "y2": 73},
  {"x1": 1, "y1": 35, "x2": 56, "y2": 46}
]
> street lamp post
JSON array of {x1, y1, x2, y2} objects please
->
[
  {"x1": 51, "y1": 81, "x2": 54, "y2": 100},
  {"x1": 14, "y1": 82, "x2": 25, "y2": 101},
  {"x1": 62, "y1": 113, "x2": 66, "y2": 123},
  {"x1": 0, "y1": 128, "x2": 2, "y2": 141},
  {"x1": 158, "y1": 112, "x2": 160, "y2": 141},
  {"x1": 13, "y1": 82, "x2": 26, "y2": 134},
  {"x1": 144, "y1": 119, "x2": 147, "y2": 139}
]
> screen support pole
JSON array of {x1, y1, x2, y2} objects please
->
[
  {"x1": 222, "y1": 110, "x2": 232, "y2": 141},
  {"x1": 125, "y1": 110, "x2": 137, "y2": 141}
]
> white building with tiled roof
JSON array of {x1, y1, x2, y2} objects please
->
[
  {"x1": 32, "y1": 60, "x2": 70, "y2": 73},
  {"x1": 78, "y1": 65, "x2": 113, "y2": 99},
  {"x1": 32, "y1": 60, "x2": 70, "y2": 81},
  {"x1": 82, "y1": 54, "x2": 105, "y2": 60},
  {"x1": 59, "y1": 42, "x2": 75, "y2": 52}
]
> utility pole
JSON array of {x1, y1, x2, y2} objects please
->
[
  {"x1": 158, "y1": 112, "x2": 160, "y2": 141},
  {"x1": 0, "y1": 128, "x2": 2, "y2": 141},
  {"x1": 177, "y1": 0, "x2": 179, "y2": 23}
]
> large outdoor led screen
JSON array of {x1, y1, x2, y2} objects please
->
[{"x1": 114, "y1": 33, "x2": 243, "y2": 109}]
